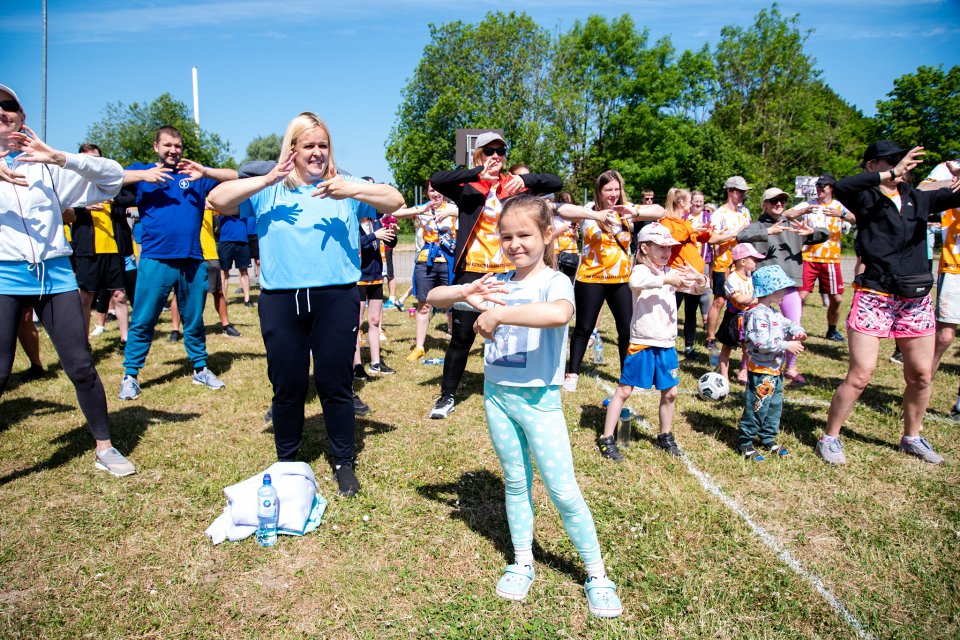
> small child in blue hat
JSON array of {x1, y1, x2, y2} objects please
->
[{"x1": 737, "y1": 265, "x2": 808, "y2": 461}]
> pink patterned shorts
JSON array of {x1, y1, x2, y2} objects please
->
[{"x1": 846, "y1": 289, "x2": 935, "y2": 338}]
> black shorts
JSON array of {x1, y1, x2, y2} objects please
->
[
  {"x1": 217, "y1": 241, "x2": 251, "y2": 270},
  {"x1": 75, "y1": 254, "x2": 126, "y2": 292},
  {"x1": 358, "y1": 282, "x2": 383, "y2": 302},
  {"x1": 207, "y1": 259, "x2": 222, "y2": 293},
  {"x1": 247, "y1": 234, "x2": 260, "y2": 261},
  {"x1": 384, "y1": 245, "x2": 395, "y2": 280},
  {"x1": 711, "y1": 271, "x2": 727, "y2": 297},
  {"x1": 717, "y1": 308, "x2": 743, "y2": 348},
  {"x1": 413, "y1": 261, "x2": 449, "y2": 302}
]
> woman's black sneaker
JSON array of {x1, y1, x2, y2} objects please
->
[
  {"x1": 335, "y1": 461, "x2": 360, "y2": 497},
  {"x1": 353, "y1": 364, "x2": 369, "y2": 380}
]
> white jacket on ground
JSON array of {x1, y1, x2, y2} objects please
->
[{"x1": 0, "y1": 152, "x2": 123, "y2": 263}]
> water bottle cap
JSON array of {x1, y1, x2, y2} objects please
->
[
  {"x1": 262, "y1": 473, "x2": 272, "y2": 485},
  {"x1": 619, "y1": 408, "x2": 631, "y2": 418}
]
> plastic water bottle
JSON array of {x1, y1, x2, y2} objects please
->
[
  {"x1": 708, "y1": 342, "x2": 720, "y2": 368},
  {"x1": 616, "y1": 408, "x2": 632, "y2": 447},
  {"x1": 422, "y1": 358, "x2": 445, "y2": 365},
  {"x1": 256, "y1": 473, "x2": 278, "y2": 547},
  {"x1": 592, "y1": 331, "x2": 603, "y2": 364}
]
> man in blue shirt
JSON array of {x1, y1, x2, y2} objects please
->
[{"x1": 118, "y1": 126, "x2": 238, "y2": 400}]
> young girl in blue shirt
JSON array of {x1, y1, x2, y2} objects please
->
[{"x1": 427, "y1": 194, "x2": 622, "y2": 618}]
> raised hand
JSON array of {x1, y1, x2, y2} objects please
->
[
  {"x1": 139, "y1": 165, "x2": 173, "y2": 184},
  {"x1": 175, "y1": 158, "x2": 206, "y2": 182},
  {"x1": 312, "y1": 174, "x2": 356, "y2": 200},
  {"x1": 462, "y1": 272, "x2": 508, "y2": 310},
  {"x1": 499, "y1": 173, "x2": 525, "y2": 198},
  {"x1": 0, "y1": 160, "x2": 27, "y2": 186},
  {"x1": 7, "y1": 126, "x2": 65, "y2": 166},
  {"x1": 265, "y1": 151, "x2": 295, "y2": 187},
  {"x1": 892, "y1": 146, "x2": 925, "y2": 180},
  {"x1": 374, "y1": 226, "x2": 396, "y2": 242},
  {"x1": 946, "y1": 160, "x2": 960, "y2": 193}
]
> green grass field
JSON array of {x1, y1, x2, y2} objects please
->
[{"x1": 1, "y1": 287, "x2": 958, "y2": 639}]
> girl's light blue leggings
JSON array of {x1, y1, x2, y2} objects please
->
[{"x1": 483, "y1": 381, "x2": 601, "y2": 565}]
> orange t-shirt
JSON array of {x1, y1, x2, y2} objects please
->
[
  {"x1": 463, "y1": 189, "x2": 509, "y2": 274},
  {"x1": 660, "y1": 216, "x2": 707, "y2": 272},
  {"x1": 802, "y1": 200, "x2": 848, "y2": 264},
  {"x1": 712, "y1": 203, "x2": 751, "y2": 273},
  {"x1": 576, "y1": 217, "x2": 632, "y2": 283}
]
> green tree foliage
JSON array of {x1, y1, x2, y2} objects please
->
[
  {"x1": 243, "y1": 133, "x2": 282, "y2": 163},
  {"x1": 386, "y1": 12, "x2": 554, "y2": 194},
  {"x1": 84, "y1": 93, "x2": 235, "y2": 168},
  {"x1": 875, "y1": 65, "x2": 960, "y2": 166},
  {"x1": 386, "y1": 5, "x2": 876, "y2": 206}
]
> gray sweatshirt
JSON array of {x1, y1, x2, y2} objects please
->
[{"x1": 736, "y1": 213, "x2": 828, "y2": 285}]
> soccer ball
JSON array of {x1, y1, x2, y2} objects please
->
[{"x1": 697, "y1": 372, "x2": 729, "y2": 401}]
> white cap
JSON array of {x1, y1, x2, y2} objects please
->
[
  {"x1": 0, "y1": 83, "x2": 23, "y2": 111},
  {"x1": 636, "y1": 222, "x2": 680, "y2": 246},
  {"x1": 474, "y1": 131, "x2": 506, "y2": 148}
]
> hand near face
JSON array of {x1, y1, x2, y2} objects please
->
[
  {"x1": 312, "y1": 174, "x2": 356, "y2": 200},
  {"x1": 174, "y1": 158, "x2": 207, "y2": 182},
  {"x1": 892, "y1": 146, "x2": 925, "y2": 180},
  {"x1": 500, "y1": 173, "x2": 525, "y2": 198},
  {"x1": 265, "y1": 151, "x2": 295, "y2": 187},
  {"x1": 7, "y1": 126, "x2": 65, "y2": 167},
  {"x1": 0, "y1": 160, "x2": 27, "y2": 187},
  {"x1": 462, "y1": 273, "x2": 508, "y2": 310}
]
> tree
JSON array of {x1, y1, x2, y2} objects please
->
[
  {"x1": 875, "y1": 65, "x2": 960, "y2": 166},
  {"x1": 243, "y1": 133, "x2": 282, "y2": 163},
  {"x1": 386, "y1": 12, "x2": 555, "y2": 192},
  {"x1": 84, "y1": 93, "x2": 235, "y2": 167}
]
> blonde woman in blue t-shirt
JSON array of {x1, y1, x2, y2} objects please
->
[{"x1": 427, "y1": 194, "x2": 622, "y2": 618}]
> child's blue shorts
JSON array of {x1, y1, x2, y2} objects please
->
[{"x1": 620, "y1": 345, "x2": 680, "y2": 390}]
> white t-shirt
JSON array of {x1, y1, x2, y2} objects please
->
[{"x1": 482, "y1": 268, "x2": 575, "y2": 387}]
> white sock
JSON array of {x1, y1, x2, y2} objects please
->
[
  {"x1": 584, "y1": 559, "x2": 606, "y2": 580},
  {"x1": 514, "y1": 547, "x2": 533, "y2": 567}
]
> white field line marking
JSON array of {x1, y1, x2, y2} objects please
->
[{"x1": 594, "y1": 377, "x2": 877, "y2": 640}]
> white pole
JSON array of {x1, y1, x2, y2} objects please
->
[{"x1": 192, "y1": 66, "x2": 200, "y2": 127}]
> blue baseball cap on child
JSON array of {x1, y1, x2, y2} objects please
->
[{"x1": 752, "y1": 265, "x2": 794, "y2": 298}]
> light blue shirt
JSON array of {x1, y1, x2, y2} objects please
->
[
  {"x1": 241, "y1": 177, "x2": 378, "y2": 290},
  {"x1": 483, "y1": 268, "x2": 574, "y2": 387}
]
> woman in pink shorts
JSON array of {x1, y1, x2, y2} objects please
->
[{"x1": 819, "y1": 141, "x2": 960, "y2": 466}]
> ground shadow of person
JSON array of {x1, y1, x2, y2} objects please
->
[
  {"x1": 417, "y1": 469, "x2": 585, "y2": 583},
  {"x1": 0, "y1": 397, "x2": 73, "y2": 436},
  {"x1": 295, "y1": 406, "x2": 396, "y2": 469},
  {"x1": 0, "y1": 406, "x2": 197, "y2": 485}
]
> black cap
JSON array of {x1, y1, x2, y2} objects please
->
[
  {"x1": 862, "y1": 140, "x2": 906, "y2": 165},
  {"x1": 816, "y1": 173, "x2": 837, "y2": 187}
]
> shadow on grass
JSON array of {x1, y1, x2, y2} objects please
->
[
  {"x1": 417, "y1": 469, "x2": 586, "y2": 583},
  {"x1": 145, "y1": 350, "x2": 263, "y2": 389},
  {"x1": 0, "y1": 405, "x2": 197, "y2": 486},
  {"x1": 295, "y1": 406, "x2": 397, "y2": 470},
  {"x1": 0, "y1": 397, "x2": 73, "y2": 434},
  {"x1": 417, "y1": 369, "x2": 485, "y2": 404}
]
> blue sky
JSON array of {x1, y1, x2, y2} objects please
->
[{"x1": 3, "y1": 0, "x2": 959, "y2": 184}]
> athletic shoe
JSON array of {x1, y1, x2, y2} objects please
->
[
  {"x1": 899, "y1": 436, "x2": 944, "y2": 464},
  {"x1": 394, "y1": 301, "x2": 405, "y2": 312},
  {"x1": 221, "y1": 324, "x2": 241, "y2": 337},
  {"x1": 705, "y1": 338, "x2": 718, "y2": 351},
  {"x1": 192, "y1": 367, "x2": 226, "y2": 390},
  {"x1": 584, "y1": 576, "x2": 623, "y2": 618},
  {"x1": 740, "y1": 446, "x2": 765, "y2": 462},
  {"x1": 596, "y1": 436, "x2": 624, "y2": 461},
  {"x1": 89, "y1": 324, "x2": 105, "y2": 337},
  {"x1": 118, "y1": 340, "x2": 126, "y2": 352},
  {"x1": 783, "y1": 370, "x2": 808, "y2": 386},
  {"x1": 815, "y1": 436, "x2": 846, "y2": 465},
  {"x1": 335, "y1": 461, "x2": 361, "y2": 497},
  {"x1": 20, "y1": 363, "x2": 47, "y2": 381},
  {"x1": 495, "y1": 564, "x2": 535, "y2": 601},
  {"x1": 94, "y1": 447, "x2": 136, "y2": 477},
  {"x1": 890, "y1": 350, "x2": 903, "y2": 365},
  {"x1": 244, "y1": 301, "x2": 254, "y2": 308},
  {"x1": 682, "y1": 345, "x2": 696, "y2": 359},
  {"x1": 763, "y1": 442, "x2": 789, "y2": 457},
  {"x1": 119, "y1": 375, "x2": 141, "y2": 401},
  {"x1": 654, "y1": 432, "x2": 682, "y2": 457},
  {"x1": 383, "y1": 298, "x2": 396, "y2": 310},
  {"x1": 168, "y1": 330, "x2": 182, "y2": 342},
  {"x1": 368, "y1": 361, "x2": 396, "y2": 375},
  {"x1": 263, "y1": 404, "x2": 273, "y2": 423},
  {"x1": 353, "y1": 364, "x2": 369, "y2": 381},
  {"x1": 353, "y1": 394, "x2": 371, "y2": 417},
  {"x1": 429, "y1": 394, "x2": 456, "y2": 419},
  {"x1": 562, "y1": 373, "x2": 579, "y2": 392},
  {"x1": 825, "y1": 329, "x2": 845, "y2": 342},
  {"x1": 406, "y1": 346, "x2": 426, "y2": 362},
  {"x1": 235, "y1": 287, "x2": 243, "y2": 294}
]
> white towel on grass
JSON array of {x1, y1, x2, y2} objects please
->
[{"x1": 205, "y1": 461, "x2": 327, "y2": 544}]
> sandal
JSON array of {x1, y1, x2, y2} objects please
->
[
  {"x1": 495, "y1": 564, "x2": 535, "y2": 601},
  {"x1": 784, "y1": 370, "x2": 808, "y2": 386},
  {"x1": 584, "y1": 576, "x2": 623, "y2": 618}
]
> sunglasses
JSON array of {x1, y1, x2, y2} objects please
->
[
  {"x1": 0, "y1": 100, "x2": 21, "y2": 112},
  {"x1": 481, "y1": 147, "x2": 507, "y2": 157}
]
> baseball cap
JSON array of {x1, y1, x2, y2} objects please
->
[
  {"x1": 0, "y1": 83, "x2": 23, "y2": 111},
  {"x1": 862, "y1": 140, "x2": 906, "y2": 165},
  {"x1": 761, "y1": 187, "x2": 788, "y2": 202},
  {"x1": 474, "y1": 131, "x2": 506, "y2": 149},
  {"x1": 816, "y1": 173, "x2": 837, "y2": 187},
  {"x1": 752, "y1": 265, "x2": 795, "y2": 298},
  {"x1": 731, "y1": 243, "x2": 765, "y2": 261},
  {"x1": 636, "y1": 222, "x2": 680, "y2": 246},
  {"x1": 723, "y1": 176, "x2": 750, "y2": 191}
]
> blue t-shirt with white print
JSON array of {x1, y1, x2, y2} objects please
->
[{"x1": 241, "y1": 176, "x2": 378, "y2": 290}]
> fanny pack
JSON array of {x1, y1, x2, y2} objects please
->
[
  {"x1": 863, "y1": 269, "x2": 933, "y2": 299},
  {"x1": 557, "y1": 252, "x2": 579, "y2": 271}
]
